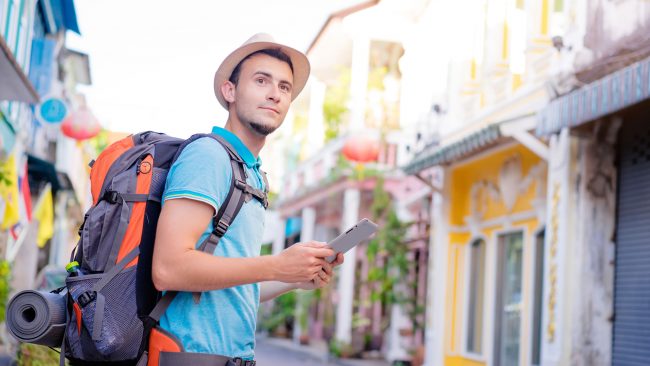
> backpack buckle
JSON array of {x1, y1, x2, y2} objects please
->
[
  {"x1": 228, "y1": 358, "x2": 255, "y2": 366},
  {"x1": 214, "y1": 219, "x2": 230, "y2": 237},
  {"x1": 234, "y1": 179, "x2": 248, "y2": 191},
  {"x1": 78, "y1": 213, "x2": 89, "y2": 236},
  {"x1": 103, "y1": 191, "x2": 121, "y2": 204},
  {"x1": 77, "y1": 291, "x2": 96, "y2": 307}
]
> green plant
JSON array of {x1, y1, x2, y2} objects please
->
[
  {"x1": 259, "y1": 243, "x2": 272, "y2": 256},
  {"x1": 296, "y1": 290, "x2": 313, "y2": 330},
  {"x1": 260, "y1": 291, "x2": 296, "y2": 335},
  {"x1": 17, "y1": 343, "x2": 64, "y2": 366},
  {"x1": 351, "y1": 312, "x2": 371, "y2": 329},
  {"x1": 0, "y1": 151, "x2": 14, "y2": 187},
  {"x1": 323, "y1": 68, "x2": 351, "y2": 142},
  {"x1": 266, "y1": 191, "x2": 279, "y2": 207},
  {"x1": 328, "y1": 338, "x2": 355, "y2": 358},
  {"x1": 0, "y1": 165, "x2": 10, "y2": 186},
  {"x1": 329, "y1": 154, "x2": 382, "y2": 183},
  {"x1": 0, "y1": 260, "x2": 11, "y2": 322},
  {"x1": 361, "y1": 176, "x2": 423, "y2": 338},
  {"x1": 367, "y1": 66, "x2": 388, "y2": 91},
  {"x1": 88, "y1": 129, "x2": 110, "y2": 157}
]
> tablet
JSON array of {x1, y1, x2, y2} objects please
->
[{"x1": 326, "y1": 218, "x2": 379, "y2": 263}]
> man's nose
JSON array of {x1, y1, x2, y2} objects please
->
[{"x1": 266, "y1": 85, "x2": 281, "y2": 103}]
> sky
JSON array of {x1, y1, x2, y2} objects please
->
[{"x1": 66, "y1": 0, "x2": 364, "y2": 139}]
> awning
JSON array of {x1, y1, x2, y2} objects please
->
[
  {"x1": 403, "y1": 124, "x2": 503, "y2": 174},
  {"x1": 0, "y1": 35, "x2": 39, "y2": 103},
  {"x1": 41, "y1": 0, "x2": 80, "y2": 34},
  {"x1": 537, "y1": 54, "x2": 650, "y2": 136},
  {"x1": 27, "y1": 154, "x2": 62, "y2": 194}
]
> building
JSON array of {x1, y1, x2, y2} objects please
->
[
  {"x1": 266, "y1": 0, "x2": 434, "y2": 363},
  {"x1": 534, "y1": 1, "x2": 650, "y2": 365},
  {"x1": 402, "y1": 0, "x2": 566, "y2": 365},
  {"x1": 1, "y1": 0, "x2": 93, "y2": 320}
]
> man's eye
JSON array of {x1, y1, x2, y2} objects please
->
[
  {"x1": 256, "y1": 78, "x2": 265, "y2": 84},
  {"x1": 280, "y1": 85, "x2": 291, "y2": 92}
]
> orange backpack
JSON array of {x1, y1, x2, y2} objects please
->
[{"x1": 61, "y1": 131, "x2": 268, "y2": 366}]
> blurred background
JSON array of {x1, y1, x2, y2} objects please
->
[{"x1": 2, "y1": 0, "x2": 650, "y2": 365}]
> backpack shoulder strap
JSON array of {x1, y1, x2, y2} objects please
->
[
  {"x1": 191, "y1": 134, "x2": 249, "y2": 303},
  {"x1": 148, "y1": 132, "x2": 261, "y2": 319}
]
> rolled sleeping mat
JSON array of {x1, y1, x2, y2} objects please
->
[{"x1": 6, "y1": 290, "x2": 67, "y2": 347}]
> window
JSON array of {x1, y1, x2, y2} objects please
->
[
  {"x1": 531, "y1": 230, "x2": 545, "y2": 365},
  {"x1": 466, "y1": 239, "x2": 487, "y2": 354},
  {"x1": 0, "y1": 0, "x2": 7, "y2": 37},
  {"x1": 550, "y1": 0, "x2": 567, "y2": 37},
  {"x1": 493, "y1": 231, "x2": 524, "y2": 366},
  {"x1": 509, "y1": 0, "x2": 527, "y2": 75},
  {"x1": 5, "y1": 0, "x2": 18, "y2": 49}
]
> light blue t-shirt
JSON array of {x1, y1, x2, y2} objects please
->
[{"x1": 159, "y1": 126, "x2": 266, "y2": 359}]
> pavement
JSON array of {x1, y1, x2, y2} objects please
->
[{"x1": 256, "y1": 335, "x2": 391, "y2": 366}]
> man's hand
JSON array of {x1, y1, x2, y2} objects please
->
[
  {"x1": 295, "y1": 252, "x2": 345, "y2": 290},
  {"x1": 272, "y1": 241, "x2": 335, "y2": 283}
]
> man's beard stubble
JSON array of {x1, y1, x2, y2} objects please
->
[
  {"x1": 246, "y1": 120, "x2": 278, "y2": 136},
  {"x1": 238, "y1": 110, "x2": 279, "y2": 136}
]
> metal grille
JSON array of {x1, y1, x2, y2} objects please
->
[
  {"x1": 612, "y1": 117, "x2": 650, "y2": 366},
  {"x1": 629, "y1": 127, "x2": 650, "y2": 165}
]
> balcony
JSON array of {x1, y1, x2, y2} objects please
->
[{"x1": 277, "y1": 129, "x2": 405, "y2": 206}]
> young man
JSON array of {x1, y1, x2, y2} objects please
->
[{"x1": 152, "y1": 34, "x2": 344, "y2": 362}]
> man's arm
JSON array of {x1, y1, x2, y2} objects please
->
[
  {"x1": 259, "y1": 282, "x2": 296, "y2": 302},
  {"x1": 259, "y1": 253, "x2": 345, "y2": 302},
  {"x1": 152, "y1": 198, "x2": 334, "y2": 292}
]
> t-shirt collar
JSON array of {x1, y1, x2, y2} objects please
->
[{"x1": 211, "y1": 126, "x2": 262, "y2": 169}]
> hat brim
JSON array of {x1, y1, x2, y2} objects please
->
[{"x1": 214, "y1": 41, "x2": 310, "y2": 110}]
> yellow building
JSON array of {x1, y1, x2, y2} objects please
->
[
  {"x1": 406, "y1": 124, "x2": 548, "y2": 366},
  {"x1": 445, "y1": 143, "x2": 546, "y2": 366}
]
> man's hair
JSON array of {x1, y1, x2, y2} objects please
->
[{"x1": 228, "y1": 48, "x2": 294, "y2": 85}]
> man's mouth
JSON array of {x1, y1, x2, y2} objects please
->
[{"x1": 260, "y1": 106, "x2": 279, "y2": 114}]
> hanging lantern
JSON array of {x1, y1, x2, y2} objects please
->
[
  {"x1": 61, "y1": 106, "x2": 101, "y2": 140},
  {"x1": 342, "y1": 135, "x2": 380, "y2": 163}
]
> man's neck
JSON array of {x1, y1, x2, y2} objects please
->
[{"x1": 223, "y1": 117, "x2": 265, "y2": 158}]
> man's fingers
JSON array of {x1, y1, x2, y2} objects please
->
[
  {"x1": 332, "y1": 253, "x2": 344, "y2": 266},
  {"x1": 301, "y1": 241, "x2": 328, "y2": 248},
  {"x1": 318, "y1": 269, "x2": 329, "y2": 281},
  {"x1": 308, "y1": 247, "x2": 335, "y2": 258}
]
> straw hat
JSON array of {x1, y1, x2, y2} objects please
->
[{"x1": 213, "y1": 33, "x2": 310, "y2": 109}]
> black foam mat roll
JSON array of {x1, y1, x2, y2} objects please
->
[{"x1": 6, "y1": 290, "x2": 66, "y2": 347}]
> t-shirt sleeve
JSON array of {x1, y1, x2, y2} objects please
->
[{"x1": 162, "y1": 137, "x2": 232, "y2": 214}]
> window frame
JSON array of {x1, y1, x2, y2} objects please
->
[{"x1": 462, "y1": 236, "x2": 489, "y2": 360}]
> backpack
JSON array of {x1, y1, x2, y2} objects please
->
[{"x1": 61, "y1": 131, "x2": 269, "y2": 366}]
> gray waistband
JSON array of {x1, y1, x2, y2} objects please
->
[{"x1": 158, "y1": 352, "x2": 254, "y2": 366}]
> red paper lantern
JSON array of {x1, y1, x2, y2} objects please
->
[
  {"x1": 342, "y1": 135, "x2": 380, "y2": 162},
  {"x1": 61, "y1": 107, "x2": 101, "y2": 140}
]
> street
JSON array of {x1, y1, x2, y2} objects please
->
[
  {"x1": 255, "y1": 338, "x2": 330, "y2": 366},
  {"x1": 254, "y1": 337, "x2": 390, "y2": 366}
]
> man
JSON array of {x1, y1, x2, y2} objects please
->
[{"x1": 152, "y1": 34, "x2": 343, "y2": 362}]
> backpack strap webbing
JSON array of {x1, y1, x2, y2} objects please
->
[{"x1": 189, "y1": 153, "x2": 248, "y2": 304}]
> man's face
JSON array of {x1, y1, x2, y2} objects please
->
[{"x1": 231, "y1": 54, "x2": 294, "y2": 136}]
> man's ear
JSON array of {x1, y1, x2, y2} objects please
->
[{"x1": 221, "y1": 81, "x2": 236, "y2": 104}]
